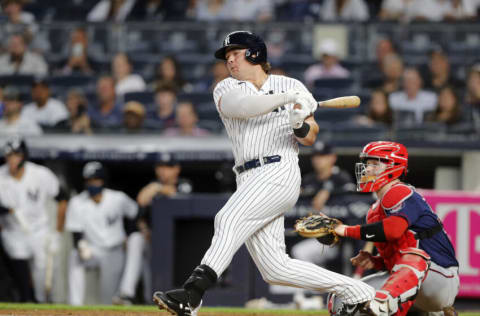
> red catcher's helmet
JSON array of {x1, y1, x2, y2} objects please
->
[{"x1": 355, "y1": 141, "x2": 408, "y2": 192}]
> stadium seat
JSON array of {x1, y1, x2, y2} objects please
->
[
  {"x1": 124, "y1": 92, "x2": 155, "y2": 105},
  {"x1": 314, "y1": 78, "x2": 354, "y2": 90},
  {"x1": 0, "y1": 75, "x2": 35, "y2": 89}
]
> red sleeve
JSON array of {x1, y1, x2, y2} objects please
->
[
  {"x1": 345, "y1": 225, "x2": 361, "y2": 239},
  {"x1": 383, "y1": 216, "x2": 408, "y2": 240}
]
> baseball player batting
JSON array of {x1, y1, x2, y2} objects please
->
[
  {"x1": 153, "y1": 30, "x2": 377, "y2": 316},
  {"x1": 327, "y1": 141, "x2": 459, "y2": 316}
]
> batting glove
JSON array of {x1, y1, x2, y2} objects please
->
[
  {"x1": 78, "y1": 239, "x2": 93, "y2": 261},
  {"x1": 47, "y1": 231, "x2": 62, "y2": 254},
  {"x1": 289, "y1": 107, "x2": 310, "y2": 129},
  {"x1": 285, "y1": 90, "x2": 318, "y2": 114}
]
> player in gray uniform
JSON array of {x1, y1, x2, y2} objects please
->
[
  {"x1": 0, "y1": 136, "x2": 68, "y2": 302},
  {"x1": 153, "y1": 31, "x2": 377, "y2": 316},
  {"x1": 66, "y1": 161, "x2": 138, "y2": 305}
]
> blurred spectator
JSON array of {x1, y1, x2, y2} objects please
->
[
  {"x1": 265, "y1": 30, "x2": 288, "y2": 64},
  {"x1": 129, "y1": 0, "x2": 190, "y2": 21},
  {"x1": 195, "y1": 60, "x2": 229, "y2": 92},
  {"x1": 224, "y1": 0, "x2": 273, "y2": 21},
  {"x1": 441, "y1": 0, "x2": 477, "y2": 20},
  {"x1": 320, "y1": 0, "x2": 369, "y2": 21},
  {"x1": 423, "y1": 45, "x2": 462, "y2": 92},
  {"x1": 151, "y1": 55, "x2": 188, "y2": 92},
  {"x1": 112, "y1": 53, "x2": 146, "y2": 97},
  {"x1": 353, "y1": 89, "x2": 393, "y2": 128},
  {"x1": 301, "y1": 141, "x2": 355, "y2": 211},
  {"x1": 380, "y1": 53, "x2": 404, "y2": 94},
  {"x1": 464, "y1": 64, "x2": 480, "y2": 125},
  {"x1": 389, "y1": 67, "x2": 437, "y2": 125},
  {"x1": 192, "y1": 0, "x2": 230, "y2": 21},
  {"x1": 304, "y1": 38, "x2": 350, "y2": 88},
  {"x1": 375, "y1": 37, "x2": 397, "y2": 71},
  {"x1": 89, "y1": 75, "x2": 123, "y2": 130},
  {"x1": 425, "y1": 86, "x2": 462, "y2": 125},
  {"x1": 0, "y1": 0, "x2": 37, "y2": 50},
  {"x1": 145, "y1": 82, "x2": 177, "y2": 130},
  {"x1": 0, "y1": 86, "x2": 42, "y2": 135},
  {"x1": 54, "y1": 89, "x2": 92, "y2": 134},
  {"x1": 379, "y1": 0, "x2": 446, "y2": 22},
  {"x1": 163, "y1": 101, "x2": 210, "y2": 136},
  {"x1": 122, "y1": 101, "x2": 146, "y2": 133},
  {"x1": 58, "y1": 28, "x2": 98, "y2": 76},
  {"x1": 137, "y1": 156, "x2": 192, "y2": 208},
  {"x1": 0, "y1": 85, "x2": 4, "y2": 118},
  {"x1": 87, "y1": 0, "x2": 137, "y2": 22},
  {"x1": 0, "y1": 34, "x2": 47, "y2": 77},
  {"x1": 22, "y1": 79, "x2": 68, "y2": 127}
]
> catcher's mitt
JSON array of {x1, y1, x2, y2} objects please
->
[{"x1": 294, "y1": 214, "x2": 343, "y2": 246}]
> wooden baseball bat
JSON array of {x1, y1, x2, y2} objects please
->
[{"x1": 317, "y1": 96, "x2": 360, "y2": 108}]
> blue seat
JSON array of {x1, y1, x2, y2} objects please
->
[
  {"x1": 314, "y1": 78, "x2": 354, "y2": 90},
  {"x1": 0, "y1": 75, "x2": 35, "y2": 88},
  {"x1": 124, "y1": 92, "x2": 155, "y2": 105},
  {"x1": 47, "y1": 75, "x2": 94, "y2": 88}
]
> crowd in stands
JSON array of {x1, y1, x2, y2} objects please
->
[{"x1": 0, "y1": 0, "x2": 480, "y2": 137}]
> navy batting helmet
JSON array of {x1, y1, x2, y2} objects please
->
[
  {"x1": 214, "y1": 31, "x2": 267, "y2": 64},
  {"x1": 4, "y1": 135, "x2": 28, "y2": 158},
  {"x1": 82, "y1": 161, "x2": 105, "y2": 180}
]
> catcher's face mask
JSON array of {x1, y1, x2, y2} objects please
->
[
  {"x1": 355, "y1": 141, "x2": 408, "y2": 192},
  {"x1": 355, "y1": 159, "x2": 389, "y2": 192}
]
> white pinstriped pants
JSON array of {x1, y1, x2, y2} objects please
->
[{"x1": 201, "y1": 156, "x2": 375, "y2": 304}]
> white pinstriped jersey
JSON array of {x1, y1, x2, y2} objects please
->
[{"x1": 213, "y1": 75, "x2": 311, "y2": 166}]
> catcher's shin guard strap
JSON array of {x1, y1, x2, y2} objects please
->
[{"x1": 360, "y1": 221, "x2": 387, "y2": 242}]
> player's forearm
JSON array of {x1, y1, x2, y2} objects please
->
[
  {"x1": 219, "y1": 89, "x2": 296, "y2": 118},
  {"x1": 294, "y1": 116, "x2": 318, "y2": 146},
  {"x1": 137, "y1": 183, "x2": 160, "y2": 207},
  {"x1": 343, "y1": 216, "x2": 409, "y2": 242},
  {"x1": 56, "y1": 200, "x2": 68, "y2": 232}
]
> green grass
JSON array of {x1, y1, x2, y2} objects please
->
[
  {"x1": 0, "y1": 303, "x2": 322, "y2": 314},
  {"x1": 0, "y1": 303, "x2": 479, "y2": 316}
]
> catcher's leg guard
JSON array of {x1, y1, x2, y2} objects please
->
[{"x1": 372, "y1": 248, "x2": 430, "y2": 316}]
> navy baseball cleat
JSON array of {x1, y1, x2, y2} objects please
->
[{"x1": 153, "y1": 290, "x2": 202, "y2": 316}]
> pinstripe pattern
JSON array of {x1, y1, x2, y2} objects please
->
[
  {"x1": 213, "y1": 75, "x2": 307, "y2": 166},
  {"x1": 203, "y1": 75, "x2": 375, "y2": 305}
]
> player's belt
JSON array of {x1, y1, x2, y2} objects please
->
[{"x1": 235, "y1": 155, "x2": 282, "y2": 174}]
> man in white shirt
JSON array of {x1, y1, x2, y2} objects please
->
[
  {"x1": 66, "y1": 161, "x2": 138, "y2": 305},
  {"x1": 0, "y1": 86, "x2": 42, "y2": 135},
  {"x1": 0, "y1": 34, "x2": 47, "y2": 77},
  {"x1": 22, "y1": 79, "x2": 69, "y2": 127},
  {"x1": 389, "y1": 67, "x2": 437, "y2": 125}
]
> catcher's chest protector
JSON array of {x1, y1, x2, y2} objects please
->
[{"x1": 367, "y1": 191, "x2": 417, "y2": 271}]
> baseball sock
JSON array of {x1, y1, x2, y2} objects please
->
[
  {"x1": 183, "y1": 264, "x2": 218, "y2": 307},
  {"x1": 10, "y1": 259, "x2": 35, "y2": 302}
]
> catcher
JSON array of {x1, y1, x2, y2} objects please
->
[{"x1": 295, "y1": 141, "x2": 459, "y2": 316}]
